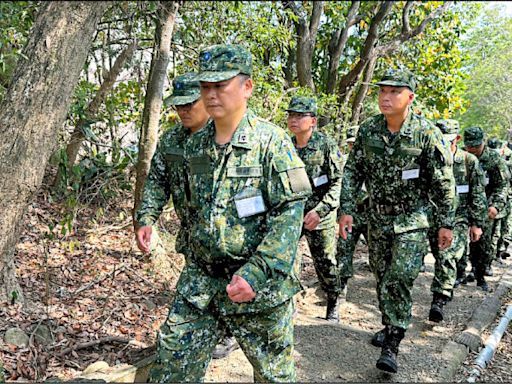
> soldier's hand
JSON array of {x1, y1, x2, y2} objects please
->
[
  {"x1": 338, "y1": 215, "x2": 353, "y2": 240},
  {"x1": 304, "y1": 210, "x2": 321, "y2": 231},
  {"x1": 226, "y1": 275, "x2": 256, "y2": 303},
  {"x1": 469, "y1": 225, "x2": 483, "y2": 242},
  {"x1": 135, "y1": 226, "x2": 152, "y2": 254},
  {"x1": 488, "y1": 206, "x2": 498, "y2": 219},
  {"x1": 438, "y1": 228, "x2": 453, "y2": 250}
]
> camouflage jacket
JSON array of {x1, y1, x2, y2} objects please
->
[
  {"x1": 452, "y1": 149, "x2": 488, "y2": 227},
  {"x1": 292, "y1": 130, "x2": 342, "y2": 230},
  {"x1": 181, "y1": 109, "x2": 311, "y2": 314},
  {"x1": 135, "y1": 123, "x2": 192, "y2": 255},
  {"x1": 340, "y1": 111, "x2": 456, "y2": 232},
  {"x1": 477, "y1": 145, "x2": 509, "y2": 218}
]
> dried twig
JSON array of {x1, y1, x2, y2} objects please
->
[
  {"x1": 57, "y1": 336, "x2": 130, "y2": 357},
  {"x1": 72, "y1": 264, "x2": 126, "y2": 296}
]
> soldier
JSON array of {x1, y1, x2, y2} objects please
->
[
  {"x1": 286, "y1": 96, "x2": 343, "y2": 322},
  {"x1": 135, "y1": 72, "x2": 208, "y2": 257},
  {"x1": 336, "y1": 125, "x2": 369, "y2": 298},
  {"x1": 147, "y1": 44, "x2": 311, "y2": 382},
  {"x1": 338, "y1": 68, "x2": 455, "y2": 373},
  {"x1": 464, "y1": 127, "x2": 509, "y2": 291},
  {"x1": 428, "y1": 119, "x2": 487, "y2": 321}
]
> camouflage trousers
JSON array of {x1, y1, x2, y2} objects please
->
[
  {"x1": 302, "y1": 226, "x2": 341, "y2": 294},
  {"x1": 368, "y1": 224, "x2": 428, "y2": 329},
  {"x1": 497, "y1": 206, "x2": 512, "y2": 256},
  {"x1": 336, "y1": 219, "x2": 367, "y2": 278},
  {"x1": 429, "y1": 223, "x2": 468, "y2": 298},
  {"x1": 470, "y1": 217, "x2": 500, "y2": 278},
  {"x1": 149, "y1": 293, "x2": 295, "y2": 383}
]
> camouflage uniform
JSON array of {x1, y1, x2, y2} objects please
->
[
  {"x1": 287, "y1": 97, "x2": 343, "y2": 296},
  {"x1": 464, "y1": 128, "x2": 509, "y2": 283},
  {"x1": 136, "y1": 73, "x2": 203, "y2": 258},
  {"x1": 148, "y1": 44, "x2": 311, "y2": 383},
  {"x1": 337, "y1": 126, "x2": 369, "y2": 282},
  {"x1": 429, "y1": 120, "x2": 487, "y2": 303},
  {"x1": 340, "y1": 76, "x2": 455, "y2": 331}
]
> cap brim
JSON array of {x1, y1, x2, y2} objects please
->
[
  {"x1": 376, "y1": 80, "x2": 414, "y2": 91},
  {"x1": 443, "y1": 133, "x2": 458, "y2": 142},
  {"x1": 196, "y1": 70, "x2": 240, "y2": 82},
  {"x1": 346, "y1": 138, "x2": 356, "y2": 143},
  {"x1": 464, "y1": 139, "x2": 483, "y2": 147},
  {"x1": 286, "y1": 108, "x2": 315, "y2": 114},
  {"x1": 164, "y1": 94, "x2": 200, "y2": 107}
]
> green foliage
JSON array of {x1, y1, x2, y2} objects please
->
[
  {"x1": 456, "y1": 3, "x2": 512, "y2": 140},
  {"x1": 0, "y1": 1, "x2": 38, "y2": 100}
]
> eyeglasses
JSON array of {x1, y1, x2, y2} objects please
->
[
  {"x1": 174, "y1": 99, "x2": 198, "y2": 112},
  {"x1": 287, "y1": 112, "x2": 314, "y2": 120}
]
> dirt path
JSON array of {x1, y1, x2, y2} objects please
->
[{"x1": 205, "y1": 240, "x2": 512, "y2": 382}]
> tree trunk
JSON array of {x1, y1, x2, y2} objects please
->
[
  {"x1": 0, "y1": 1, "x2": 107, "y2": 304},
  {"x1": 350, "y1": 55, "x2": 378, "y2": 125},
  {"x1": 287, "y1": 1, "x2": 324, "y2": 91},
  {"x1": 133, "y1": 1, "x2": 180, "y2": 228},
  {"x1": 326, "y1": 1, "x2": 361, "y2": 95},
  {"x1": 54, "y1": 41, "x2": 137, "y2": 188}
]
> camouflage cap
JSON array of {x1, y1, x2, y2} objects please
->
[
  {"x1": 286, "y1": 96, "x2": 317, "y2": 115},
  {"x1": 435, "y1": 119, "x2": 460, "y2": 142},
  {"x1": 196, "y1": 44, "x2": 252, "y2": 82},
  {"x1": 346, "y1": 125, "x2": 359, "y2": 143},
  {"x1": 164, "y1": 72, "x2": 200, "y2": 107},
  {"x1": 463, "y1": 127, "x2": 485, "y2": 147},
  {"x1": 376, "y1": 68, "x2": 416, "y2": 92},
  {"x1": 487, "y1": 138, "x2": 502, "y2": 149}
]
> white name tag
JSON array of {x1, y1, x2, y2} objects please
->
[
  {"x1": 313, "y1": 174, "x2": 328, "y2": 187},
  {"x1": 402, "y1": 168, "x2": 420, "y2": 180},
  {"x1": 456, "y1": 185, "x2": 469, "y2": 194},
  {"x1": 235, "y1": 195, "x2": 266, "y2": 218}
]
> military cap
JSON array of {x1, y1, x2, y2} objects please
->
[
  {"x1": 286, "y1": 96, "x2": 317, "y2": 115},
  {"x1": 346, "y1": 125, "x2": 359, "y2": 143},
  {"x1": 164, "y1": 72, "x2": 200, "y2": 107},
  {"x1": 487, "y1": 138, "x2": 502, "y2": 149},
  {"x1": 463, "y1": 127, "x2": 485, "y2": 147},
  {"x1": 435, "y1": 119, "x2": 460, "y2": 142},
  {"x1": 376, "y1": 68, "x2": 417, "y2": 92},
  {"x1": 196, "y1": 44, "x2": 252, "y2": 82}
]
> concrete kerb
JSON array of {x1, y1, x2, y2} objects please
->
[{"x1": 437, "y1": 263, "x2": 512, "y2": 381}]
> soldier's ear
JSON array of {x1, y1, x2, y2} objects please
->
[{"x1": 407, "y1": 91, "x2": 415, "y2": 105}]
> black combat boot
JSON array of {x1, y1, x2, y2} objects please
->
[
  {"x1": 371, "y1": 327, "x2": 386, "y2": 348},
  {"x1": 429, "y1": 293, "x2": 448, "y2": 322},
  {"x1": 212, "y1": 335, "x2": 239, "y2": 359},
  {"x1": 466, "y1": 269, "x2": 475, "y2": 283},
  {"x1": 376, "y1": 326, "x2": 405, "y2": 373},
  {"x1": 326, "y1": 292, "x2": 341, "y2": 323},
  {"x1": 454, "y1": 270, "x2": 467, "y2": 288},
  {"x1": 476, "y1": 277, "x2": 489, "y2": 292}
]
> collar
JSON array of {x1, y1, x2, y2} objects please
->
[{"x1": 230, "y1": 109, "x2": 258, "y2": 150}]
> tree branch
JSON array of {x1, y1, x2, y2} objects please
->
[
  {"x1": 337, "y1": 1, "x2": 393, "y2": 96},
  {"x1": 309, "y1": 1, "x2": 324, "y2": 37},
  {"x1": 376, "y1": 1, "x2": 452, "y2": 57},
  {"x1": 402, "y1": 1, "x2": 415, "y2": 34}
]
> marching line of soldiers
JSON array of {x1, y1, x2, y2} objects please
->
[{"x1": 134, "y1": 43, "x2": 511, "y2": 381}]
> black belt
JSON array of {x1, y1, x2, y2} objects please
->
[
  {"x1": 372, "y1": 203, "x2": 410, "y2": 215},
  {"x1": 193, "y1": 258, "x2": 242, "y2": 279}
]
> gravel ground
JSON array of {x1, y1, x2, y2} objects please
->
[{"x1": 205, "y1": 238, "x2": 512, "y2": 382}]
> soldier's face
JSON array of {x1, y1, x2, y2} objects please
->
[
  {"x1": 378, "y1": 86, "x2": 414, "y2": 116},
  {"x1": 465, "y1": 143, "x2": 484, "y2": 157},
  {"x1": 175, "y1": 98, "x2": 209, "y2": 132},
  {"x1": 287, "y1": 112, "x2": 316, "y2": 135},
  {"x1": 200, "y1": 75, "x2": 253, "y2": 120}
]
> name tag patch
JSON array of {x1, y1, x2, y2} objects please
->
[
  {"x1": 456, "y1": 184, "x2": 469, "y2": 194},
  {"x1": 234, "y1": 188, "x2": 267, "y2": 218},
  {"x1": 313, "y1": 174, "x2": 328, "y2": 187},
  {"x1": 402, "y1": 168, "x2": 420, "y2": 180}
]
